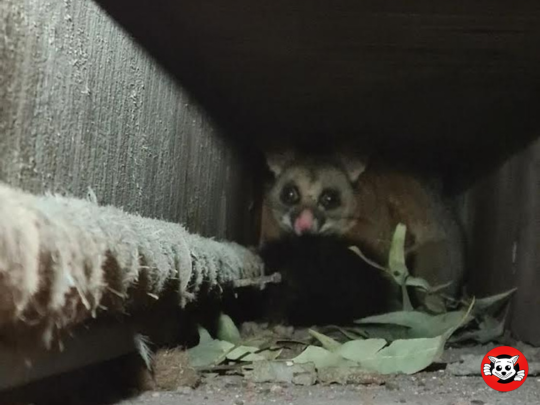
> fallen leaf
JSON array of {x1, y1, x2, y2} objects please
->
[
  {"x1": 428, "y1": 281, "x2": 454, "y2": 294},
  {"x1": 308, "y1": 329, "x2": 341, "y2": 352},
  {"x1": 216, "y1": 313, "x2": 242, "y2": 344},
  {"x1": 405, "y1": 276, "x2": 431, "y2": 291},
  {"x1": 187, "y1": 327, "x2": 235, "y2": 368},
  {"x1": 450, "y1": 316, "x2": 504, "y2": 344},
  {"x1": 226, "y1": 346, "x2": 266, "y2": 362},
  {"x1": 472, "y1": 288, "x2": 517, "y2": 316},
  {"x1": 349, "y1": 324, "x2": 412, "y2": 341},
  {"x1": 355, "y1": 310, "x2": 469, "y2": 338},
  {"x1": 422, "y1": 294, "x2": 448, "y2": 314},
  {"x1": 336, "y1": 339, "x2": 387, "y2": 363},
  {"x1": 292, "y1": 346, "x2": 355, "y2": 369},
  {"x1": 360, "y1": 336, "x2": 446, "y2": 375}
]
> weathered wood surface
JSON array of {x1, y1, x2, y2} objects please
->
[
  {"x1": 0, "y1": 0, "x2": 254, "y2": 243},
  {"x1": 96, "y1": 0, "x2": 540, "y2": 180},
  {"x1": 465, "y1": 137, "x2": 540, "y2": 345},
  {"x1": 0, "y1": 0, "x2": 256, "y2": 391}
]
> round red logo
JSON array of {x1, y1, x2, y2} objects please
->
[{"x1": 481, "y1": 346, "x2": 528, "y2": 392}]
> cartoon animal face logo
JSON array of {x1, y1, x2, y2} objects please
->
[{"x1": 483, "y1": 355, "x2": 525, "y2": 382}]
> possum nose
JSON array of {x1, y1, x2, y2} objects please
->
[
  {"x1": 294, "y1": 210, "x2": 315, "y2": 235},
  {"x1": 502, "y1": 371, "x2": 507, "y2": 376}
]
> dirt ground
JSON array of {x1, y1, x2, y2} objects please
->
[{"x1": 119, "y1": 344, "x2": 540, "y2": 405}]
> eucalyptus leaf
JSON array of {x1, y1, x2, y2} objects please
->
[
  {"x1": 355, "y1": 310, "x2": 470, "y2": 338},
  {"x1": 226, "y1": 345, "x2": 265, "y2": 362},
  {"x1": 361, "y1": 336, "x2": 445, "y2": 375},
  {"x1": 198, "y1": 326, "x2": 214, "y2": 344},
  {"x1": 405, "y1": 276, "x2": 431, "y2": 291},
  {"x1": 387, "y1": 224, "x2": 409, "y2": 285},
  {"x1": 292, "y1": 346, "x2": 355, "y2": 369},
  {"x1": 187, "y1": 328, "x2": 235, "y2": 368},
  {"x1": 422, "y1": 294, "x2": 448, "y2": 314},
  {"x1": 428, "y1": 281, "x2": 454, "y2": 294},
  {"x1": 472, "y1": 288, "x2": 517, "y2": 316},
  {"x1": 350, "y1": 324, "x2": 413, "y2": 341},
  {"x1": 308, "y1": 329, "x2": 341, "y2": 352},
  {"x1": 450, "y1": 316, "x2": 505, "y2": 344},
  {"x1": 336, "y1": 339, "x2": 387, "y2": 363},
  {"x1": 401, "y1": 284, "x2": 414, "y2": 311},
  {"x1": 216, "y1": 313, "x2": 242, "y2": 344}
]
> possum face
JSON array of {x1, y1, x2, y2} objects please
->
[
  {"x1": 489, "y1": 356, "x2": 518, "y2": 380},
  {"x1": 265, "y1": 152, "x2": 366, "y2": 236}
]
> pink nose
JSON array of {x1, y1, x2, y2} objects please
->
[{"x1": 294, "y1": 210, "x2": 315, "y2": 235}]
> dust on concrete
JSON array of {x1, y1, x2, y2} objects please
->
[{"x1": 121, "y1": 344, "x2": 540, "y2": 405}]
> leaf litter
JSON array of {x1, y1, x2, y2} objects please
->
[{"x1": 179, "y1": 224, "x2": 517, "y2": 386}]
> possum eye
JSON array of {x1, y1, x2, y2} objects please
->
[
  {"x1": 496, "y1": 366, "x2": 502, "y2": 371},
  {"x1": 280, "y1": 184, "x2": 300, "y2": 205},
  {"x1": 319, "y1": 188, "x2": 341, "y2": 210},
  {"x1": 505, "y1": 366, "x2": 511, "y2": 371}
]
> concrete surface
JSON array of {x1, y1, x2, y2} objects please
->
[
  {"x1": 120, "y1": 374, "x2": 539, "y2": 405},
  {"x1": 120, "y1": 344, "x2": 540, "y2": 405}
]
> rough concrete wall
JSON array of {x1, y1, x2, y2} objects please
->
[{"x1": 0, "y1": 0, "x2": 253, "y2": 241}]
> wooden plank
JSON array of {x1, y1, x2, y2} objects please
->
[
  {"x1": 0, "y1": 0, "x2": 255, "y2": 243},
  {"x1": 95, "y1": 0, "x2": 540, "y2": 177},
  {"x1": 464, "y1": 137, "x2": 540, "y2": 344},
  {"x1": 0, "y1": 321, "x2": 137, "y2": 391}
]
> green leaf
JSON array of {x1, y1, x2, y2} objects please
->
[
  {"x1": 308, "y1": 329, "x2": 341, "y2": 352},
  {"x1": 450, "y1": 316, "x2": 505, "y2": 344},
  {"x1": 216, "y1": 313, "x2": 242, "y2": 344},
  {"x1": 187, "y1": 327, "x2": 235, "y2": 368},
  {"x1": 387, "y1": 224, "x2": 409, "y2": 286},
  {"x1": 405, "y1": 276, "x2": 431, "y2": 291},
  {"x1": 226, "y1": 345, "x2": 265, "y2": 362},
  {"x1": 198, "y1": 326, "x2": 214, "y2": 344},
  {"x1": 336, "y1": 339, "x2": 387, "y2": 363},
  {"x1": 355, "y1": 310, "x2": 470, "y2": 338},
  {"x1": 422, "y1": 294, "x2": 448, "y2": 314},
  {"x1": 350, "y1": 324, "x2": 413, "y2": 341},
  {"x1": 401, "y1": 285, "x2": 414, "y2": 311},
  {"x1": 472, "y1": 288, "x2": 517, "y2": 316},
  {"x1": 360, "y1": 336, "x2": 446, "y2": 375},
  {"x1": 292, "y1": 346, "x2": 355, "y2": 369},
  {"x1": 427, "y1": 281, "x2": 454, "y2": 294}
]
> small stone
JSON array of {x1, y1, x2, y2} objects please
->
[
  {"x1": 234, "y1": 400, "x2": 244, "y2": 405},
  {"x1": 177, "y1": 387, "x2": 194, "y2": 395},
  {"x1": 270, "y1": 385, "x2": 284, "y2": 394},
  {"x1": 471, "y1": 401, "x2": 484, "y2": 405},
  {"x1": 385, "y1": 382, "x2": 399, "y2": 391},
  {"x1": 399, "y1": 400, "x2": 407, "y2": 404},
  {"x1": 151, "y1": 392, "x2": 160, "y2": 398}
]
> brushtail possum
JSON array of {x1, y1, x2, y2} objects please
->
[{"x1": 260, "y1": 150, "x2": 465, "y2": 297}]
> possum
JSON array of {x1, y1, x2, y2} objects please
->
[{"x1": 260, "y1": 149, "x2": 465, "y2": 298}]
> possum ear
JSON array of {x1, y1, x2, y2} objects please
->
[
  {"x1": 511, "y1": 355, "x2": 519, "y2": 364},
  {"x1": 488, "y1": 356, "x2": 497, "y2": 363},
  {"x1": 336, "y1": 153, "x2": 368, "y2": 183},
  {"x1": 265, "y1": 150, "x2": 295, "y2": 177}
]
